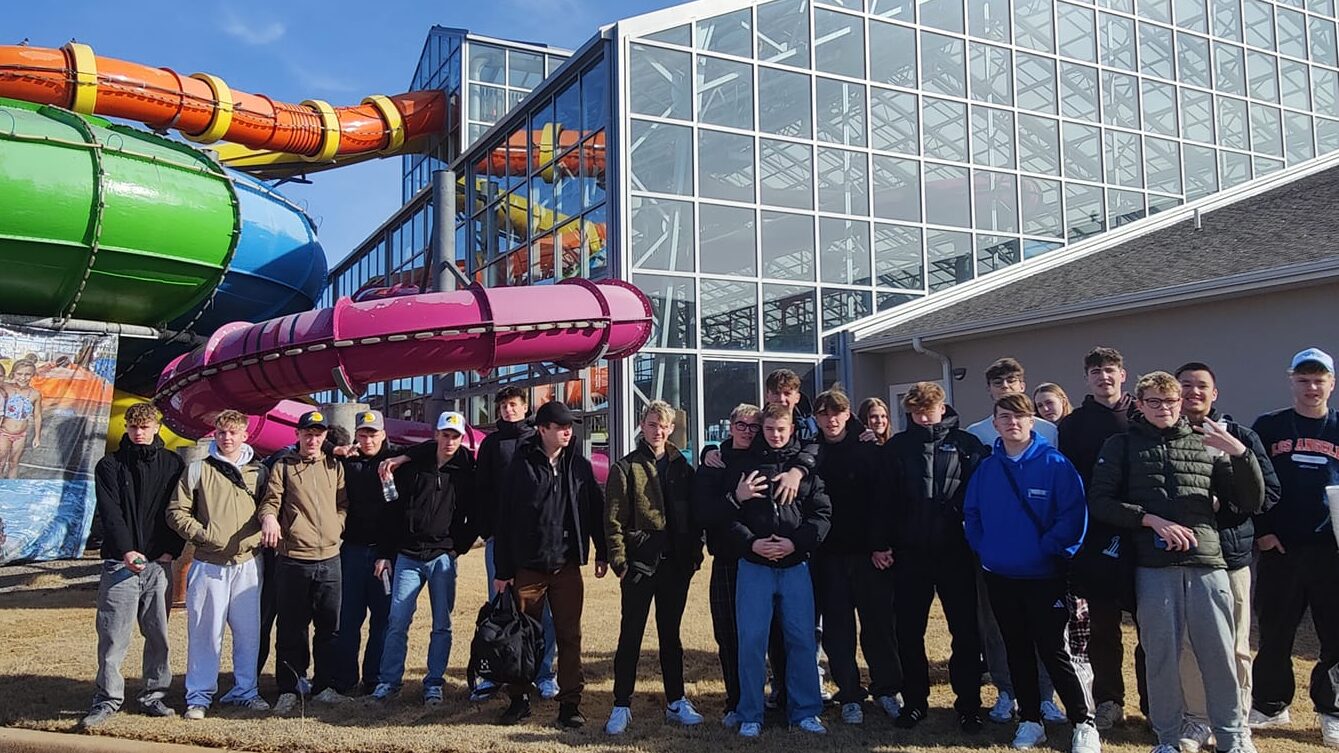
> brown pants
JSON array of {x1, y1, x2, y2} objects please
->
[{"x1": 508, "y1": 564, "x2": 585, "y2": 704}]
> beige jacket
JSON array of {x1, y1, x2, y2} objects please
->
[
  {"x1": 166, "y1": 454, "x2": 266, "y2": 566},
  {"x1": 257, "y1": 452, "x2": 347, "y2": 561}
]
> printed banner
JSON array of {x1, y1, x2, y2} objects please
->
[{"x1": 0, "y1": 326, "x2": 117, "y2": 564}]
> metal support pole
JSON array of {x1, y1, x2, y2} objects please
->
[{"x1": 431, "y1": 169, "x2": 469, "y2": 293}]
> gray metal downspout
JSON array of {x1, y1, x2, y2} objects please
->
[
  {"x1": 427, "y1": 169, "x2": 468, "y2": 419},
  {"x1": 911, "y1": 336, "x2": 954, "y2": 406}
]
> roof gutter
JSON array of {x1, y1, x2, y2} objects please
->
[{"x1": 912, "y1": 336, "x2": 953, "y2": 405}]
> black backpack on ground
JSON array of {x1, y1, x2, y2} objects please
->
[{"x1": 467, "y1": 585, "x2": 545, "y2": 688}]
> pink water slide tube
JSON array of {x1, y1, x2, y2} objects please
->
[{"x1": 155, "y1": 279, "x2": 653, "y2": 452}]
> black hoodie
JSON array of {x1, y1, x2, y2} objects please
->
[
  {"x1": 1204, "y1": 409, "x2": 1281, "y2": 569},
  {"x1": 728, "y1": 435, "x2": 832, "y2": 568},
  {"x1": 877, "y1": 407, "x2": 988, "y2": 554},
  {"x1": 340, "y1": 441, "x2": 407, "y2": 547},
  {"x1": 814, "y1": 417, "x2": 880, "y2": 556},
  {"x1": 1058, "y1": 393, "x2": 1137, "y2": 486},
  {"x1": 692, "y1": 441, "x2": 752, "y2": 559},
  {"x1": 493, "y1": 436, "x2": 606, "y2": 580},
  {"x1": 380, "y1": 446, "x2": 477, "y2": 561},
  {"x1": 474, "y1": 417, "x2": 535, "y2": 540},
  {"x1": 94, "y1": 436, "x2": 186, "y2": 562}
]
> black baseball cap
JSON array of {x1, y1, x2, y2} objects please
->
[
  {"x1": 297, "y1": 410, "x2": 330, "y2": 430},
  {"x1": 534, "y1": 401, "x2": 581, "y2": 426}
]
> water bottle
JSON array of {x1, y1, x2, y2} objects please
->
[{"x1": 382, "y1": 475, "x2": 399, "y2": 502}]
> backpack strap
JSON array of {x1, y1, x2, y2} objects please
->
[
  {"x1": 187, "y1": 459, "x2": 204, "y2": 502},
  {"x1": 998, "y1": 458, "x2": 1047, "y2": 537}
]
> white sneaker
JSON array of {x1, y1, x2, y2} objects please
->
[
  {"x1": 991, "y1": 691, "x2": 1018, "y2": 723},
  {"x1": 1071, "y1": 721, "x2": 1101, "y2": 753},
  {"x1": 722, "y1": 710, "x2": 742, "y2": 729},
  {"x1": 1247, "y1": 707, "x2": 1290, "y2": 728},
  {"x1": 184, "y1": 706, "x2": 206, "y2": 721},
  {"x1": 273, "y1": 693, "x2": 299, "y2": 715},
  {"x1": 312, "y1": 688, "x2": 351, "y2": 704},
  {"x1": 666, "y1": 697, "x2": 704, "y2": 726},
  {"x1": 794, "y1": 715, "x2": 827, "y2": 734},
  {"x1": 739, "y1": 721, "x2": 762, "y2": 738},
  {"x1": 1179, "y1": 719, "x2": 1214, "y2": 753},
  {"x1": 537, "y1": 677, "x2": 560, "y2": 700},
  {"x1": 1013, "y1": 720, "x2": 1047, "y2": 749},
  {"x1": 1320, "y1": 712, "x2": 1339, "y2": 748},
  {"x1": 876, "y1": 695, "x2": 901, "y2": 719},
  {"x1": 841, "y1": 702, "x2": 864, "y2": 725},
  {"x1": 604, "y1": 706, "x2": 631, "y2": 735},
  {"x1": 1093, "y1": 701, "x2": 1124, "y2": 731},
  {"x1": 1042, "y1": 698, "x2": 1068, "y2": 723}
]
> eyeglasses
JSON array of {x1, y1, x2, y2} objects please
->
[
  {"x1": 1140, "y1": 396, "x2": 1182, "y2": 409},
  {"x1": 988, "y1": 376, "x2": 1023, "y2": 388},
  {"x1": 994, "y1": 413, "x2": 1033, "y2": 425},
  {"x1": 732, "y1": 421, "x2": 762, "y2": 433}
]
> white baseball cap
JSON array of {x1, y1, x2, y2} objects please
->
[
  {"x1": 1290, "y1": 347, "x2": 1335, "y2": 374},
  {"x1": 435, "y1": 411, "x2": 466, "y2": 434}
]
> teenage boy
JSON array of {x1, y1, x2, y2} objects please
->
[
  {"x1": 1090, "y1": 371, "x2": 1263, "y2": 753},
  {"x1": 1175, "y1": 363, "x2": 1280, "y2": 751},
  {"x1": 729, "y1": 403, "x2": 832, "y2": 738},
  {"x1": 258, "y1": 410, "x2": 349, "y2": 713},
  {"x1": 603, "y1": 400, "x2": 705, "y2": 735},
  {"x1": 966, "y1": 357, "x2": 1064, "y2": 725},
  {"x1": 1058, "y1": 347, "x2": 1143, "y2": 730},
  {"x1": 82, "y1": 403, "x2": 185, "y2": 728},
  {"x1": 1249, "y1": 348, "x2": 1339, "y2": 747},
  {"x1": 167, "y1": 410, "x2": 270, "y2": 719},
  {"x1": 964, "y1": 394, "x2": 1098, "y2": 753},
  {"x1": 881, "y1": 382, "x2": 989, "y2": 731},
  {"x1": 810, "y1": 389, "x2": 901, "y2": 724},
  {"x1": 371, "y1": 411, "x2": 477, "y2": 705},
  {"x1": 493, "y1": 401, "x2": 607, "y2": 729}
]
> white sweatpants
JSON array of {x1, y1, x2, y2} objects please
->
[{"x1": 185, "y1": 556, "x2": 262, "y2": 707}]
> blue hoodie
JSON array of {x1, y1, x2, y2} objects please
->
[{"x1": 964, "y1": 432, "x2": 1087, "y2": 579}]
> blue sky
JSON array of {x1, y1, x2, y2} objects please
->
[{"x1": 10, "y1": 0, "x2": 680, "y2": 268}]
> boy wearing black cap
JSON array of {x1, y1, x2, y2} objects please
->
[
  {"x1": 493, "y1": 401, "x2": 608, "y2": 729},
  {"x1": 257, "y1": 410, "x2": 349, "y2": 713}
]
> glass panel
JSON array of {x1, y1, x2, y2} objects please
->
[
  {"x1": 633, "y1": 354, "x2": 696, "y2": 456},
  {"x1": 1213, "y1": 0, "x2": 1243, "y2": 41},
  {"x1": 1317, "y1": 117, "x2": 1339, "y2": 154},
  {"x1": 631, "y1": 197, "x2": 694, "y2": 272},
  {"x1": 763, "y1": 285, "x2": 817, "y2": 352},
  {"x1": 817, "y1": 148, "x2": 870, "y2": 214},
  {"x1": 762, "y1": 211, "x2": 816, "y2": 280},
  {"x1": 1016, "y1": 0, "x2": 1056, "y2": 52},
  {"x1": 703, "y1": 361, "x2": 760, "y2": 445},
  {"x1": 1105, "y1": 129, "x2": 1144, "y2": 187},
  {"x1": 1176, "y1": 0, "x2": 1208, "y2": 30},
  {"x1": 872, "y1": 155, "x2": 922, "y2": 221},
  {"x1": 819, "y1": 218, "x2": 872, "y2": 284},
  {"x1": 1060, "y1": 63, "x2": 1100, "y2": 122},
  {"x1": 1315, "y1": 67, "x2": 1339, "y2": 117},
  {"x1": 1143, "y1": 80, "x2": 1179, "y2": 136},
  {"x1": 469, "y1": 83, "x2": 507, "y2": 123},
  {"x1": 1178, "y1": 33, "x2": 1211, "y2": 89},
  {"x1": 1064, "y1": 183, "x2": 1105, "y2": 240},
  {"x1": 924, "y1": 163, "x2": 972, "y2": 227},
  {"x1": 629, "y1": 120, "x2": 693, "y2": 195},
  {"x1": 922, "y1": 98, "x2": 969, "y2": 161},
  {"x1": 814, "y1": 8, "x2": 866, "y2": 77},
  {"x1": 582, "y1": 132, "x2": 607, "y2": 207},
  {"x1": 878, "y1": 291, "x2": 922, "y2": 310},
  {"x1": 699, "y1": 130, "x2": 755, "y2": 203},
  {"x1": 1146, "y1": 193, "x2": 1183, "y2": 215},
  {"x1": 926, "y1": 229, "x2": 974, "y2": 291},
  {"x1": 1018, "y1": 114, "x2": 1062, "y2": 174},
  {"x1": 1217, "y1": 96, "x2": 1249, "y2": 150},
  {"x1": 921, "y1": 0, "x2": 965, "y2": 32},
  {"x1": 971, "y1": 0, "x2": 1011, "y2": 42},
  {"x1": 1058, "y1": 3, "x2": 1098, "y2": 62},
  {"x1": 1102, "y1": 71, "x2": 1140, "y2": 129},
  {"x1": 508, "y1": 51, "x2": 545, "y2": 89},
  {"x1": 1021, "y1": 176, "x2": 1064, "y2": 236},
  {"x1": 634, "y1": 273, "x2": 696, "y2": 348},
  {"x1": 1280, "y1": 60, "x2": 1311, "y2": 110},
  {"x1": 760, "y1": 139, "x2": 814, "y2": 209},
  {"x1": 1254, "y1": 156, "x2": 1285, "y2": 175},
  {"x1": 758, "y1": 67, "x2": 813, "y2": 138},
  {"x1": 1181, "y1": 88, "x2": 1215, "y2": 143},
  {"x1": 871, "y1": 0, "x2": 914, "y2": 19},
  {"x1": 1142, "y1": 0, "x2": 1173, "y2": 22},
  {"x1": 970, "y1": 43, "x2": 1013, "y2": 105},
  {"x1": 700, "y1": 204, "x2": 757, "y2": 276},
  {"x1": 468, "y1": 43, "x2": 506, "y2": 84},
  {"x1": 821, "y1": 288, "x2": 873, "y2": 328},
  {"x1": 1108, "y1": 189, "x2": 1145, "y2": 228},
  {"x1": 1312, "y1": 0, "x2": 1336, "y2": 15},
  {"x1": 1183, "y1": 144, "x2": 1218, "y2": 199},
  {"x1": 816, "y1": 78, "x2": 868, "y2": 146},
  {"x1": 1219, "y1": 150, "x2": 1251, "y2": 188},
  {"x1": 1285, "y1": 111, "x2": 1316, "y2": 161},
  {"x1": 1017, "y1": 53, "x2": 1058, "y2": 113},
  {"x1": 1062, "y1": 122, "x2": 1103, "y2": 181},
  {"x1": 874, "y1": 223, "x2": 924, "y2": 288},
  {"x1": 922, "y1": 32, "x2": 967, "y2": 96},
  {"x1": 758, "y1": 0, "x2": 812, "y2": 68},
  {"x1": 697, "y1": 56, "x2": 754, "y2": 129},
  {"x1": 870, "y1": 88, "x2": 919, "y2": 153},
  {"x1": 645, "y1": 25, "x2": 691, "y2": 46},
  {"x1": 698, "y1": 8, "x2": 753, "y2": 57},
  {"x1": 1278, "y1": 9, "x2": 1307, "y2": 59},
  {"x1": 974, "y1": 170, "x2": 1018, "y2": 232},
  {"x1": 1242, "y1": 0, "x2": 1274, "y2": 50},
  {"x1": 700, "y1": 279, "x2": 759, "y2": 350},
  {"x1": 1214, "y1": 43, "x2": 1245, "y2": 97},
  {"x1": 972, "y1": 106, "x2": 1016, "y2": 168},
  {"x1": 582, "y1": 57, "x2": 610, "y2": 133},
  {"x1": 630, "y1": 44, "x2": 691, "y2": 119},
  {"x1": 976, "y1": 234, "x2": 1020, "y2": 274},
  {"x1": 1247, "y1": 51, "x2": 1279, "y2": 103},
  {"x1": 869, "y1": 20, "x2": 917, "y2": 87},
  {"x1": 1100, "y1": 13, "x2": 1137, "y2": 71},
  {"x1": 1250, "y1": 104, "x2": 1283, "y2": 156}
]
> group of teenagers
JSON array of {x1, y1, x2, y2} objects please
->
[{"x1": 79, "y1": 345, "x2": 1339, "y2": 753}]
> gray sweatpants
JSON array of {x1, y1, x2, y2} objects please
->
[
  {"x1": 1136, "y1": 566, "x2": 1245, "y2": 752},
  {"x1": 93, "y1": 559, "x2": 173, "y2": 710}
]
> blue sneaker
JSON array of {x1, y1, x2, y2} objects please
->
[
  {"x1": 739, "y1": 721, "x2": 762, "y2": 738},
  {"x1": 424, "y1": 686, "x2": 443, "y2": 706}
]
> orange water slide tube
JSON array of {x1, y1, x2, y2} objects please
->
[{"x1": 0, "y1": 43, "x2": 444, "y2": 161}]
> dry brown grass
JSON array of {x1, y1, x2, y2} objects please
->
[{"x1": 0, "y1": 552, "x2": 1328, "y2": 753}]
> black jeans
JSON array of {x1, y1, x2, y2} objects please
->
[
  {"x1": 275, "y1": 555, "x2": 342, "y2": 695},
  {"x1": 612, "y1": 556, "x2": 696, "y2": 706},
  {"x1": 813, "y1": 552, "x2": 901, "y2": 702},
  {"x1": 894, "y1": 547, "x2": 982, "y2": 714},
  {"x1": 709, "y1": 558, "x2": 742, "y2": 712},
  {"x1": 1253, "y1": 546, "x2": 1339, "y2": 716},
  {"x1": 985, "y1": 573, "x2": 1092, "y2": 724},
  {"x1": 257, "y1": 547, "x2": 278, "y2": 683},
  {"x1": 1088, "y1": 592, "x2": 1148, "y2": 711}
]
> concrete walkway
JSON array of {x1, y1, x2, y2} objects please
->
[{"x1": 0, "y1": 727, "x2": 253, "y2": 753}]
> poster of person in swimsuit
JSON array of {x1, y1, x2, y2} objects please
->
[{"x1": 0, "y1": 326, "x2": 116, "y2": 564}]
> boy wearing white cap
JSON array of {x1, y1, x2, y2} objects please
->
[{"x1": 370, "y1": 411, "x2": 478, "y2": 705}]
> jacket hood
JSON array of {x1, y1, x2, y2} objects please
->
[
  {"x1": 756, "y1": 433, "x2": 803, "y2": 461},
  {"x1": 118, "y1": 434, "x2": 166, "y2": 460},
  {"x1": 991, "y1": 430, "x2": 1054, "y2": 462},
  {"x1": 1080, "y1": 393, "x2": 1135, "y2": 413},
  {"x1": 1129, "y1": 414, "x2": 1194, "y2": 441},
  {"x1": 209, "y1": 440, "x2": 255, "y2": 468},
  {"x1": 817, "y1": 415, "x2": 868, "y2": 447},
  {"x1": 901, "y1": 405, "x2": 963, "y2": 441},
  {"x1": 494, "y1": 417, "x2": 535, "y2": 439}
]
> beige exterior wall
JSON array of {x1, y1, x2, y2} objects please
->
[{"x1": 852, "y1": 281, "x2": 1339, "y2": 428}]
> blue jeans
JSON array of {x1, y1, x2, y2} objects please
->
[
  {"x1": 378, "y1": 552, "x2": 457, "y2": 690},
  {"x1": 736, "y1": 558, "x2": 822, "y2": 724},
  {"x1": 334, "y1": 543, "x2": 391, "y2": 693},
  {"x1": 484, "y1": 538, "x2": 556, "y2": 684}
]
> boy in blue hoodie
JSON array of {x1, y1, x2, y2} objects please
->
[{"x1": 965, "y1": 394, "x2": 1099, "y2": 753}]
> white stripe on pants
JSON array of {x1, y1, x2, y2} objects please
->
[{"x1": 185, "y1": 556, "x2": 262, "y2": 707}]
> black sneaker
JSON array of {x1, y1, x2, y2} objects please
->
[
  {"x1": 140, "y1": 698, "x2": 177, "y2": 718},
  {"x1": 958, "y1": 711, "x2": 984, "y2": 733},
  {"x1": 557, "y1": 702, "x2": 586, "y2": 729},
  {"x1": 80, "y1": 703, "x2": 117, "y2": 729},
  {"x1": 894, "y1": 706, "x2": 927, "y2": 729},
  {"x1": 498, "y1": 696, "x2": 532, "y2": 726}
]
